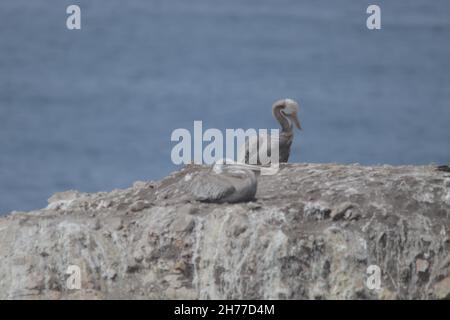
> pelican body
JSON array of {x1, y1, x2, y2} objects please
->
[
  {"x1": 238, "y1": 98, "x2": 301, "y2": 165},
  {"x1": 190, "y1": 161, "x2": 260, "y2": 203}
]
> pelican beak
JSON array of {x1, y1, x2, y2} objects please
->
[{"x1": 291, "y1": 113, "x2": 302, "y2": 130}]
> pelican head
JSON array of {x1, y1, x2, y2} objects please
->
[
  {"x1": 212, "y1": 158, "x2": 233, "y2": 174},
  {"x1": 212, "y1": 158, "x2": 262, "y2": 176},
  {"x1": 282, "y1": 98, "x2": 301, "y2": 130},
  {"x1": 273, "y1": 98, "x2": 302, "y2": 130}
]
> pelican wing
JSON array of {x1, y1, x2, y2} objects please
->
[{"x1": 190, "y1": 173, "x2": 236, "y2": 202}]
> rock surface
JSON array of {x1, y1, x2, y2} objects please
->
[{"x1": 0, "y1": 163, "x2": 449, "y2": 299}]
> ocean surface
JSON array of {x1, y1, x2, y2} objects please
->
[{"x1": 1, "y1": 0, "x2": 449, "y2": 214}]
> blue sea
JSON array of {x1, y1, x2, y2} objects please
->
[{"x1": 1, "y1": 0, "x2": 449, "y2": 214}]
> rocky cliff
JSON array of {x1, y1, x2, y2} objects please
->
[{"x1": 0, "y1": 163, "x2": 449, "y2": 299}]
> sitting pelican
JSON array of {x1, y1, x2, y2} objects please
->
[
  {"x1": 238, "y1": 98, "x2": 302, "y2": 165},
  {"x1": 189, "y1": 160, "x2": 261, "y2": 203}
]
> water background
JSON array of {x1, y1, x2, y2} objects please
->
[{"x1": 1, "y1": 0, "x2": 449, "y2": 214}]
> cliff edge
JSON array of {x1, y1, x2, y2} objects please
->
[{"x1": 0, "y1": 163, "x2": 449, "y2": 299}]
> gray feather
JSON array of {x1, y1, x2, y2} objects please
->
[{"x1": 190, "y1": 173, "x2": 236, "y2": 202}]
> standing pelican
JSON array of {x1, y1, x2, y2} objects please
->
[
  {"x1": 189, "y1": 160, "x2": 261, "y2": 203},
  {"x1": 238, "y1": 98, "x2": 302, "y2": 165}
]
